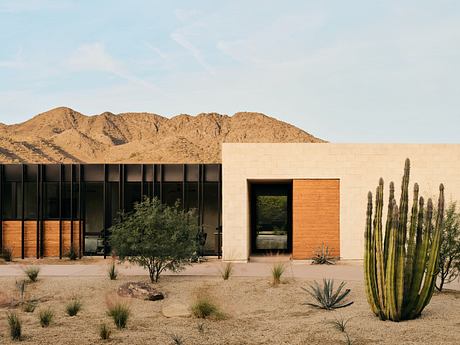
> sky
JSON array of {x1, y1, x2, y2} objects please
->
[{"x1": 0, "y1": 0, "x2": 459, "y2": 143}]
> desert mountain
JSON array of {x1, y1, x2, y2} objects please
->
[{"x1": 0, "y1": 107, "x2": 324, "y2": 163}]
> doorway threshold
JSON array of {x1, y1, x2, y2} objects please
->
[{"x1": 249, "y1": 254, "x2": 292, "y2": 263}]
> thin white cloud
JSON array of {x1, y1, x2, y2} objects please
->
[
  {"x1": 171, "y1": 31, "x2": 214, "y2": 75},
  {"x1": 67, "y1": 43, "x2": 159, "y2": 91}
]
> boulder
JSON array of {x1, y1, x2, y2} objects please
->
[{"x1": 117, "y1": 281, "x2": 164, "y2": 301}]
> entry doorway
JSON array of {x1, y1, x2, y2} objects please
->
[{"x1": 250, "y1": 182, "x2": 292, "y2": 254}]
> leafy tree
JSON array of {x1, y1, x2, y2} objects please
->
[
  {"x1": 436, "y1": 201, "x2": 460, "y2": 291},
  {"x1": 109, "y1": 198, "x2": 198, "y2": 282}
]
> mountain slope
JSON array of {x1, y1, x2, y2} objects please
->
[{"x1": 0, "y1": 107, "x2": 324, "y2": 163}]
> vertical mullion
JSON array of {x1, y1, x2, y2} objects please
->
[
  {"x1": 118, "y1": 164, "x2": 122, "y2": 216},
  {"x1": 40, "y1": 165, "x2": 44, "y2": 257},
  {"x1": 78, "y1": 165, "x2": 82, "y2": 258},
  {"x1": 70, "y1": 165, "x2": 74, "y2": 249},
  {"x1": 159, "y1": 165, "x2": 163, "y2": 203},
  {"x1": 152, "y1": 164, "x2": 156, "y2": 199},
  {"x1": 0, "y1": 165, "x2": 3, "y2": 253},
  {"x1": 140, "y1": 164, "x2": 144, "y2": 200},
  {"x1": 36, "y1": 164, "x2": 40, "y2": 259},
  {"x1": 59, "y1": 164, "x2": 63, "y2": 259},
  {"x1": 103, "y1": 164, "x2": 107, "y2": 259},
  {"x1": 182, "y1": 165, "x2": 185, "y2": 209},
  {"x1": 217, "y1": 164, "x2": 222, "y2": 258},
  {"x1": 21, "y1": 164, "x2": 25, "y2": 259}
]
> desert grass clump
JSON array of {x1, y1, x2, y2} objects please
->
[
  {"x1": 65, "y1": 298, "x2": 82, "y2": 316},
  {"x1": 7, "y1": 312, "x2": 22, "y2": 341},
  {"x1": 24, "y1": 266, "x2": 40, "y2": 282},
  {"x1": 327, "y1": 315, "x2": 352, "y2": 333},
  {"x1": 271, "y1": 262, "x2": 285, "y2": 286},
  {"x1": 66, "y1": 246, "x2": 78, "y2": 260},
  {"x1": 197, "y1": 322, "x2": 205, "y2": 333},
  {"x1": 99, "y1": 323, "x2": 111, "y2": 340},
  {"x1": 312, "y1": 243, "x2": 336, "y2": 265},
  {"x1": 23, "y1": 299, "x2": 38, "y2": 313},
  {"x1": 108, "y1": 261, "x2": 118, "y2": 280},
  {"x1": 1, "y1": 247, "x2": 13, "y2": 262},
  {"x1": 219, "y1": 262, "x2": 233, "y2": 280},
  {"x1": 170, "y1": 333, "x2": 185, "y2": 345},
  {"x1": 15, "y1": 279, "x2": 27, "y2": 303},
  {"x1": 191, "y1": 294, "x2": 224, "y2": 320},
  {"x1": 302, "y1": 279, "x2": 353, "y2": 310},
  {"x1": 107, "y1": 299, "x2": 130, "y2": 329},
  {"x1": 38, "y1": 308, "x2": 54, "y2": 327}
]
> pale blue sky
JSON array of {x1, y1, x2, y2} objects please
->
[{"x1": 0, "y1": 0, "x2": 459, "y2": 142}]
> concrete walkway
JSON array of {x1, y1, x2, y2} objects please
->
[
  {"x1": 0, "y1": 259, "x2": 363, "y2": 281},
  {"x1": 1, "y1": 259, "x2": 458, "y2": 290}
]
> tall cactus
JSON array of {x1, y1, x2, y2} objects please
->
[{"x1": 364, "y1": 158, "x2": 444, "y2": 321}]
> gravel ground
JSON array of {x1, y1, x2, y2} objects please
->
[{"x1": 0, "y1": 272, "x2": 459, "y2": 345}]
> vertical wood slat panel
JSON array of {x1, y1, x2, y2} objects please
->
[
  {"x1": 2, "y1": 220, "x2": 82, "y2": 258},
  {"x1": 292, "y1": 179, "x2": 340, "y2": 259}
]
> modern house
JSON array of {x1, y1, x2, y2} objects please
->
[{"x1": 1, "y1": 143, "x2": 460, "y2": 261}]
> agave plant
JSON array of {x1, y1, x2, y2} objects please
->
[
  {"x1": 302, "y1": 279, "x2": 353, "y2": 310},
  {"x1": 364, "y1": 158, "x2": 444, "y2": 321}
]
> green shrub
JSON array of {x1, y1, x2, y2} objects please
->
[
  {"x1": 24, "y1": 266, "x2": 40, "y2": 282},
  {"x1": 108, "y1": 261, "x2": 118, "y2": 280},
  {"x1": 1, "y1": 247, "x2": 13, "y2": 262},
  {"x1": 99, "y1": 323, "x2": 111, "y2": 340},
  {"x1": 38, "y1": 308, "x2": 54, "y2": 327},
  {"x1": 219, "y1": 262, "x2": 233, "y2": 280},
  {"x1": 271, "y1": 262, "x2": 285, "y2": 286},
  {"x1": 302, "y1": 279, "x2": 353, "y2": 310},
  {"x1": 66, "y1": 298, "x2": 82, "y2": 316},
  {"x1": 23, "y1": 299, "x2": 38, "y2": 313},
  {"x1": 107, "y1": 301, "x2": 130, "y2": 329},
  {"x1": 7, "y1": 312, "x2": 21, "y2": 341},
  {"x1": 312, "y1": 243, "x2": 336, "y2": 265},
  {"x1": 109, "y1": 198, "x2": 198, "y2": 283},
  {"x1": 191, "y1": 296, "x2": 223, "y2": 319}
]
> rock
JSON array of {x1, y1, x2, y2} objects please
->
[
  {"x1": 117, "y1": 281, "x2": 164, "y2": 301},
  {"x1": 162, "y1": 303, "x2": 191, "y2": 318}
]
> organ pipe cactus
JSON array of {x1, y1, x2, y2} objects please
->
[{"x1": 364, "y1": 158, "x2": 444, "y2": 321}]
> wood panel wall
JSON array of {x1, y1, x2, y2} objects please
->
[
  {"x1": 292, "y1": 179, "x2": 340, "y2": 259},
  {"x1": 2, "y1": 220, "x2": 81, "y2": 258}
]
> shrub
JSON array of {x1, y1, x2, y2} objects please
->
[
  {"x1": 23, "y1": 299, "x2": 38, "y2": 313},
  {"x1": 7, "y1": 312, "x2": 21, "y2": 341},
  {"x1": 66, "y1": 246, "x2": 78, "y2": 260},
  {"x1": 219, "y1": 262, "x2": 233, "y2": 280},
  {"x1": 38, "y1": 308, "x2": 54, "y2": 327},
  {"x1": 312, "y1": 243, "x2": 336, "y2": 265},
  {"x1": 99, "y1": 323, "x2": 111, "y2": 340},
  {"x1": 107, "y1": 300, "x2": 130, "y2": 329},
  {"x1": 109, "y1": 198, "x2": 198, "y2": 283},
  {"x1": 197, "y1": 322, "x2": 205, "y2": 333},
  {"x1": 24, "y1": 266, "x2": 40, "y2": 282},
  {"x1": 108, "y1": 261, "x2": 118, "y2": 280},
  {"x1": 436, "y1": 201, "x2": 460, "y2": 291},
  {"x1": 271, "y1": 262, "x2": 285, "y2": 286},
  {"x1": 66, "y1": 298, "x2": 82, "y2": 316},
  {"x1": 191, "y1": 295, "x2": 222, "y2": 319},
  {"x1": 1, "y1": 247, "x2": 13, "y2": 262},
  {"x1": 302, "y1": 279, "x2": 353, "y2": 310}
]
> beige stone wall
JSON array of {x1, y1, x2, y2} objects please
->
[{"x1": 222, "y1": 143, "x2": 460, "y2": 261}]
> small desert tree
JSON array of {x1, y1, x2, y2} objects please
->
[
  {"x1": 436, "y1": 201, "x2": 460, "y2": 291},
  {"x1": 110, "y1": 198, "x2": 198, "y2": 282}
]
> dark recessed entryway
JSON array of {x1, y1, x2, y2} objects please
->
[{"x1": 250, "y1": 182, "x2": 292, "y2": 254}]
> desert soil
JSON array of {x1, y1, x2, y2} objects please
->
[{"x1": 0, "y1": 273, "x2": 459, "y2": 345}]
